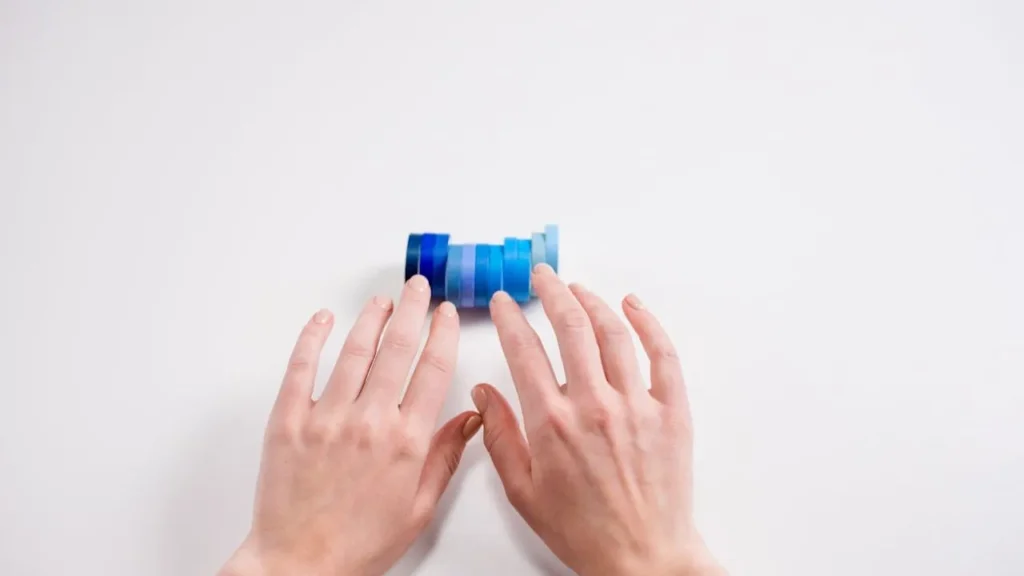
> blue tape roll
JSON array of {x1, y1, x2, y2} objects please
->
[
  {"x1": 406, "y1": 234, "x2": 422, "y2": 280},
  {"x1": 530, "y1": 232, "x2": 545, "y2": 297},
  {"x1": 544, "y1": 225, "x2": 559, "y2": 273},
  {"x1": 474, "y1": 245, "x2": 489, "y2": 307},
  {"x1": 488, "y1": 244, "x2": 503, "y2": 302},
  {"x1": 432, "y1": 234, "x2": 450, "y2": 298},
  {"x1": 461, "y1": 244, "x2": 476, "y2": 308},
  {"x1": 446, "y1": 245, "x2": 462, "y2": 304},
  {"x1": 503, "y1": 238, "x2": 517, "y2": 301},
  {"x1": 517, "y1": 238, "x2": 532, "y2": 302},
  {"x1": 419, "y1": 234, "x2": 437, "y2": 286}
]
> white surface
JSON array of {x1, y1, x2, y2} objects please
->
[{"x1": 1, "y1": 1, "x2": 1022, "y2": 574}]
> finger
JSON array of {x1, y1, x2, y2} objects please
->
[
  {"x1": 622, "y1": 294, "x2": 687, "y2": 407},
  {"x1": 472, "y1": 384, "x2": 534, "y2": 510},
  {"x1": 568, "y1": 283, "x2": 643, "y2": 394},
  {"x1": 415, "y1": 410, "x2": 481, "y2": 518},
  {"x1": 401, "y1": 301, "x2": 460, "y2": 432},
  {"x1": 531, "y1": 264, "x2": 606, "y2": 396},
  {"x1": 272, "y1": 309, "x2": 334, "y2": 429},
  {"x1": 315, "y1": 295, "x2": 394, "y2": 416},
  {"x1": 490, "y1": 291, "x2": 560, "y2": 429},
  {"x1": 359, "y1": 275, "x2": 432, "y2": 408}
]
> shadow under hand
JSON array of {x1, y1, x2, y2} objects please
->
[{"x1": 487, "y1": 474, "x2": 574, "y2": 576}]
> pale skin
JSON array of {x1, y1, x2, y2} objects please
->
[{"x1": 219, "y1": 264, "x2": 725, "y2": 576}]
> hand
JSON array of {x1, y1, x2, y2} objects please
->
[
  {"x1": 475, "y1": 264, "x2": 725, "y2": 576},
  {"x1": 220, "y1": 275, "x2": 481, "y2": 576}
]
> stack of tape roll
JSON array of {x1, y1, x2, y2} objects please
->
[{"x1": 405, "y1": 225, "x2": 559, "y2": 308}]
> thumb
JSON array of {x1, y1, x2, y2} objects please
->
[
  {"x1": 471, "y1": 384, "x2": 534, "y2": 509},
  {"x1": 416, "y1": 410, "x2": 481, "y2": 514}
]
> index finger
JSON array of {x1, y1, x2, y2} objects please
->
[{"x1": 490, "y1": 291, "x2": 560, "y2": 428}]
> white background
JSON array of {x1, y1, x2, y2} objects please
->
[{"x1": 1, "y1": 1, "x2": 1022, "y2": 575}]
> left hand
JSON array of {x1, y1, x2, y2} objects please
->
[{"x1": 219, "y1": 275, "x2": 481, "y2": 576}]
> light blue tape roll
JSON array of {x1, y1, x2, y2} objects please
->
[
  {"x1": 530, "y1": 232, "x2": 545, "y2": 297},
  {"x1": 461, "y1": 244, "x2": 476, "y2": 308},
  {"x1": 544, "y1": 225, "x2": 559, "y2": 273},
  {"x1": 446, "y1": 245, "x2": 462, "y2": 304}
]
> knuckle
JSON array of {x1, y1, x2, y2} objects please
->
[
  {"x1": 583, "y1": 401, "x2": 618, "y2": 435},
  {"x1": 537, "y1": 404, "x2": 574, "y2": 439},
  {"x1": 302, "y1": 419, "x2": 336, "y2": 445},
  {"x1": 382, "y1": 332, "x2": 418, "y2": 355},
  {"x1": 341, "y1": 340, "x2": 377, "y2": 361},
  {"x1": 443, "y1": 448, "x2": 463, "y2": 476},
  {"x1": 556, "y1": 308, "x2": 591, "y2": 332},
  {"x1": 650, "y1": 342, "x2": 681, "y2": 363},
  {"x1": 286, "y1": 356, "x2": 315, "y2": 375},
  {"x1": 418, "y1": 349, "x2": 453, "y2": 376},
  {"x1": 341, "y1": 417, "x2": 377, "y2": 448},
  {"x1": 503, "y1": 329, "x2": 540, "y2": 355},
  {"x1": 393, "y1": 426, "x2": 427, "y2": 460},
  {"x1": 596, "y1": 318, "x2": 630, "y2": 341}
]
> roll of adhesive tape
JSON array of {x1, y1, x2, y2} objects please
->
[
  {"x1": 419, "y1": 234, "x2": 437, "y2": 286},
  {"x1": 461, "y1": 244, "x2": 476, "y2": 309},
  {"x1": 488, "y1": 244, "x2": 504, "y2": 302},
  {"x1": 474, "y1": 244, "x2": 490, "y2": 308},
  {"x1": 544, "y1": 225, "x2": 559, "y2": 273},
  {"x1": 446, "y1": 244, "x2": 462, "y2": 304},
  {"x1": 432, "y1": 234, "x2": 450, "y2": 298},
  {"x1": 405, "y1": 234, "x2": 422, "y2": 281}
]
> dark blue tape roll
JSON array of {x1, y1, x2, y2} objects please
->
[
  {"x1": 488, "y1": 244, "x2": 503, "y2": 303},
  {"x1": 420, "y1": 234, "x2": 437, "y2": 287},
  {"x1": 446, "y1": 245, "x2": 462, "y2": 304},
  {"x1": 461, "y1": 244, "x2": 475, "y2": 308},
  {"x1": 432, "y1": 234, "x2": 450, "y2": 298},
  {"x1": 474, "y1": 245, "x2": 489, "y2": 307},
  {"x1": 405, "y1": 234, "x2": 421, "y2": 281}
]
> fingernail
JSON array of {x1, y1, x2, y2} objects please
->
[
  {"x1": 491, "y1": 291, "x2": 512, "y2": 304},
  {"x1": 371, "y1": 295, "x2": 393, "y2": 310},
  {"x1": 625, "y1": 293, "x2": 645, "y2": 310},
  {"x1": 471, "y1": 385, "x2": 488, "y2": 412},
  {"x1": 313, "y1": 309, "x2": 333, "y2": 324},
  {"x1": 462, "y1": 415, "x2": 483, "y2": 439},
  {"x1": 438, "y1": 301, "x2": 457, "y2": 318},
  {"x1": 408, "y1": 275, "x2": 430, "y2": 292},
  {"x1": 533, "y1": 263, "x2": 554, "y2": 276},
  {"x1": 568, "y1": 282, "x2": 587, "y2": 294}
]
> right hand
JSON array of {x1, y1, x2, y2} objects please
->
[{"x1": 474, "y1": 264, "x2": 725, "y2": 576}]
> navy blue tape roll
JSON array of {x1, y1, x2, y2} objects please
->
[
  {"x1": 461, "y1": 244, "x2": 475, "y2": 308},
  {"x1": 474, "y1": 245, "x2": 489, "y2": 307},
  {"x1": 432, "y1": 234, "x2": 450, "y2": 298},
  {"x1": 405, "y1": 234, "x2": 422, "y2": 280},
  {"x1": 488, "y1": 244, "x2": 503, "y2": 302},
  {"x1": 446, "y1": 245, "x2": 462, "y2": 304},
  {"x1": 419, "y1": 234, "x2": 437, "y2": 286}
]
